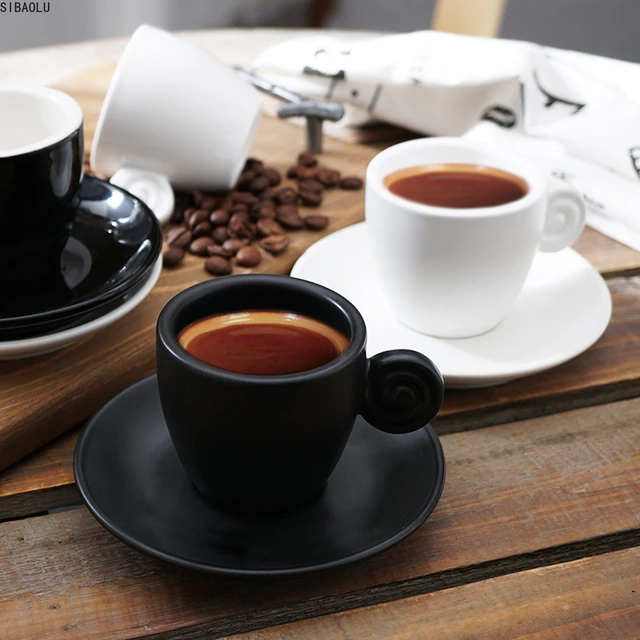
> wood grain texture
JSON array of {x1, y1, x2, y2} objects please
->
[
  {"x1": 225, "y1": 547, "x2": 640, "y2": 640},
  {"x1": 4, "y1": 276, "x2": 640, "y2": 519},
  {"x1": 0, "y1": 431, "x2": 79, "y2": 520},
  {"x1": 1, "y1": 398, "x2": 639, "y2": 639}
]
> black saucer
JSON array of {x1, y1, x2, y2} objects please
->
[
  {"x1": 0, "y1": 177, "x2": 162, "y2": 332},
  {"x1": 74, "y1": 375, "x2": 446, "y2": 577}
]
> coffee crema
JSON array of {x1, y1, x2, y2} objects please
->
[
  {"x1": 384, "y1": 163, "x2": 528, "y2": 209},
  {"x1": 178, "y1": 310, "x2": 350, "y2": 375}
]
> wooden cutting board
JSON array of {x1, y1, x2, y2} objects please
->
[
  {"x1": 0, "y1": 63, "x2": 386, "y2": 472},
  {"x1": 1, "y1": 62, "x2": 639, "y2": 473}
]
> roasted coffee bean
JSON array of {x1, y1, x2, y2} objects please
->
[
  {"x1": 205, "y1": 256, "x2": 232, "y2": 276},
  {"x1": 260, "y1": 187, "x2": 279, "y2": 202},
  {"x1": 232, "y1": 192, "x2": 260, "y2": 206},
  {"x1": 235, "y1": 170, "x2": 256, "y2": 191},
  {"x1": 276, "y1": 187, "x2": 297, "y2": 205},
  {"x1": 212, "y1": 226, "x2": 229, "y2": 244},
  {"x1": 189, "y1": 189, "x2": 205, "y2": 207},
  {"x1": 276, "y1": 204, "x2": 304, "y2": 229},
  {"x1": 235, "y1": 245, "x2": 262, "y2": 268},
  {"x1": 230, "y1": 203, "x2": 249, "y2": 215},
  {"x1": 257, "y1": 206, "x2": 277, "y2": 220},
  {"x1": 163, "y1": 247, "x2": 185, "y2": 268},
  {"x1": 297, "y1": 190, "x2": 323, "y2": 207},
  {"x1": 249, "y1": 176, "x2": 270, "y2": 195},
  {"x1": 207, "y1": 244, "x2": 228, "y2": 257},
  {"x1": 304, "y1": 214, "x2": 329, "y2": 230},
  {"x1": 189, "y1": 236, "x2": 214, "y2": 256},
  {"x1": 297, "y1": 179, "x2": 323, "y2": 194},
  {"x1": 182, "y1": 206, "x2": 196, "y2": 225},
  {"x1": 222, "y1": 238, "x2": 249, "y2": 257},
  {"x1": 192, "y1": 220, "x2": 213, "y2": 238},
  {"x1": 188, "y1": 208, "x2": 210, "y2": 230},
  {"x1": 209, "y1": 209, "x2": 230, "y2": 226},
  {"x1": 219, "y1": 195, "x2": 235, "y2": 211},
  {"x1": 228, "y1": 211, "x2": 254, "y2": 239},
  {"x1": 257, "y1": 218, "x2": 285, "y2": 237},
  {"x1": 263, "y1": 167, "x2": 282, "y2": 186},
  {"x1": 296, "y1": 166, "x2": 318, "y2": 180},
  {"x1": 316, "y1": 168, "x2": 341, "y2": 187},
  {"x1": 244, "y1": 157, "x2": 264, "y2": 172},
  {"x1": 167, "y1": 227, "x2": 192, "y2": 249},
  {"x1": 250, "y1": 201, "x2": 270, "y2": 219},
  {"x1": 340, "y1": 176, "x2": 364, "y2": 190},
  {"x1": 171, "y1": 204, "x2": 185, "y2": 223},
  {"x1": 286, "y1": 165, "x2": 299, "y2": 179},
  {"x1": 298, "y1": 151, "x2": 318, "y2": 167},
  {"x1": 260, "y1": 234, "x2": 289, "y2": 255},
  {"x1": 200, "y1": 196, "x2": 218, "y2": 211}
]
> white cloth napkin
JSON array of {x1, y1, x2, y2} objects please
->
[{"x1": 252, "y1": 31, "x2": 640, "y2": 251}]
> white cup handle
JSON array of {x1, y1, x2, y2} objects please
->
[
  {"x1": 539, "y1": 177, "x2": 586, "y2": 253},
  {"x1": 109, "y1": 168, "x2": 174, "y2": 225}
]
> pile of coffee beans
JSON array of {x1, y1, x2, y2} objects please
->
[{"x1": 162, "y1": 152, "x2": 363, "y2": 276}]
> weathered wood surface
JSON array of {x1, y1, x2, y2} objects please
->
[
  {"x1": 1, "y1": 398, "x2": 639, "y2": 639},
  {"x1": 226, "y1": 547, "x2": 640, "y2": 640}
]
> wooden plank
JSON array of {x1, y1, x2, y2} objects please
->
[
  {"x1": 2, "y1": 275, "x2": 640, "y2": 520},
  {"x1": 1, "y1": 398, "x2": 639, "y2": 639},
  {"x1": 432, "y1": 0, "x2": 508, "y2": 37},
  {"x1": 575, "y1": 227, "x2": 640, "y2": 279},
  {"x1": 1, "y1": 274, "x2": 639, "y2": 516},
  {"x1": 0, "y1": 431, "x2": 79, "y2": 520},
  {"x1": 225, "y1": 546, "x2": 640, "y2": 640}
]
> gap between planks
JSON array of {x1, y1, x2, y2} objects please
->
[{"x1": 166, "y1": 529, "x2": 640, "y2": 640}]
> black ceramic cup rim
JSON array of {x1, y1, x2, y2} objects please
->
[
  {"x1": 157, "y1": 274, "x2": 368, "y2": 385},
  {"x1": 0, "y1": 85, "x2": 83, "y2": 159}
]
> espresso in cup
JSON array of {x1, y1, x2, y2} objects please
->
[
  {"x1": 157, "y1": 275, "x2": 444, "y2": 514},
  {"x1": 385, "y1": 163, "x2": 528, "y2": 209},
  {"x1": 366, "y1": 138, "x2": 586, "y2": 338},
  {"x1": 178, "y1": 310, "x2": 349, "y2": 375}
]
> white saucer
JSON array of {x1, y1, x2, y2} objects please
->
[
  {"x1": 291, "y1": 223, "x2": 612, "y2": 388},
  {"x1": 0, "y1": 257, "x2": 162, "y2": 360}
]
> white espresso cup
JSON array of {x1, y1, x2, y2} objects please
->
[
  {"x1": 365, "y1": 138, "x2": 586, "y2": 339},
  {"x1": 90, "y1": 24, "x2": 262, "y2": 224}
]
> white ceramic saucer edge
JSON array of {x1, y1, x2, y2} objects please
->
[
  {"x1": 291, "y1": 223, "x2": 612, "y2": 388},
  {"x1": 0, "y1": 256, "x2": 162, "y2": 360}
]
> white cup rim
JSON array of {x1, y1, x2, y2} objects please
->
[
  {"x1": 366, "y1": 137, "x2": 545, "y2": 219},
  {"x1": 0, "y1": 85, "x2": 82, "y2": 158}
]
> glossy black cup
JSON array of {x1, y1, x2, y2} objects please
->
[
  {"x1": 0, "y1": 86, "x2": 84, "y2": 283},
  {"x1": 156, "y1": 274, "x2": 445, "y2": 515}
]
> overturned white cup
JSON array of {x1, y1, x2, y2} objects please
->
[{"x1": 91, "y1": 24, "x2": 262, "y2": 224}]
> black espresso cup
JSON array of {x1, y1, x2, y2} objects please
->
[
  {"x1": 0, "y1": 85, "x2": 84, "y2": 283},
  {"x1": 156, "y1": 274, "x2": 445, "y2": 515}
]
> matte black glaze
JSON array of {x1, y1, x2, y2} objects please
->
[
  {"x1": 0, "y1": 177, "x2": 162, "y2": 334},
  {"x1": 74, "y1": 375, "x2": 446, "y2": 576},
  {"x1": 0, "y1": 128, "x2": 83, "y2": 281},
  {"x1": 156, "y1": 275, "x2": 444, "y2": 514}
]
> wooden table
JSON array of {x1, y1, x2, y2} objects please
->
[{"x1": 1, "y1": 30, "x2": 640, "y2": 640}]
